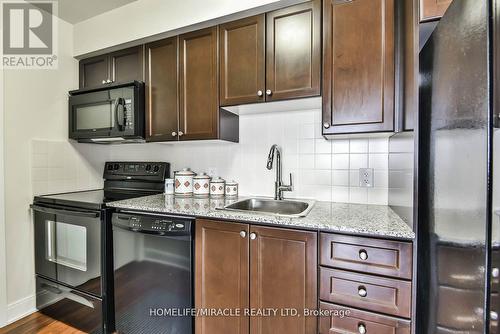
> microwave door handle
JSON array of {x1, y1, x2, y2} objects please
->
[{"x1": 114, "y1": 97, "x2": 126, "y2": 131}]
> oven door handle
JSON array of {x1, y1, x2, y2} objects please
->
[{"x1": 30, "y1": 205, "x2": 100, "y2": 218}]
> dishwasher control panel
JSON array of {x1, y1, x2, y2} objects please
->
[{"x1": 112, "y1": 212, "x2": 192, "y2": 235}]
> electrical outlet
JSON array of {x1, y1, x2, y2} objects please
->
[{"x1": 359, "y1": 168, "x2": 374, "y2": 188}]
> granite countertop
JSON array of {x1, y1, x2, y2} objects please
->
[{"x1": 107, "y1": 194, "x2": 415, "y2": 240}]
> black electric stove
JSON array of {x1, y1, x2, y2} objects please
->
[{"x1": 31, "y1": 161, "x2": 170, "y2": 334}]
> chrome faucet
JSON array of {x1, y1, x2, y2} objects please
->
[{"x1": 266, "y1": 144, "x2": 293, "y2": 200}]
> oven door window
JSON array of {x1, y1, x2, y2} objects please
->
[
  {"x1": 46, "y1": 220, "x2": 87, "y2": 272},
  {"x1": 74, "y1": 101, "x2": 114, "y2": 131}
]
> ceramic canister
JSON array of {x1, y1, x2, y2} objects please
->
[
  {"x1": 225, "y1": 181, "x2": 238, "y2": 197},
  {"x1": 210, "y1": 177, "x2": 225, "y2": 197},
  {"x1": 193, "y1": 173, "x2": 211, "y2": 197},
  {"x1": 174, "y1": 168, "x2": 196, "y2": 196}
]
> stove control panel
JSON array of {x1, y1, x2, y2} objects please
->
[
  {"x1": 104, "y1": 161, "x2": 170, "y2": 181},
  {"x1": 112, "y1": 212, "x2": 192, "y2": 236}
]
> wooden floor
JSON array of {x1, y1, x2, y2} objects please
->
[{"x1": 0, "y1": 312, "x2": 85, "y2": 334}]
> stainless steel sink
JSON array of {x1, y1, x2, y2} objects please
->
[{"x1": 222, "y1": 198, "x2": 315, "y2": 217}]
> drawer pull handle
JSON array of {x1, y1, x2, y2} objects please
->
[
  {"x1": 358, "y1": 286, "x2": 367, "y2": 297},
  {"x1": 359, "y1": 249, "x2": 368, "y2": 260},
  {"x1": 358, "y1": 323, "x2": 367, "y2": 334}
]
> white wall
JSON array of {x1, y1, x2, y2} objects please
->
[
  {"x1": 73, "y1": 0, "x2": 299, "y2": 56},
  {"x1": 0, "y1": 61, "x2": 7, "y2": 327},
  {"x1": 2, "y1": 17, "x2": 80, "y2": 323}
]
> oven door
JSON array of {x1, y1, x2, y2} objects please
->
[{"x1": 32, "y1": 204, "x2": 102, "y2": 297}]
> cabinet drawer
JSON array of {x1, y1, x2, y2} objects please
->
[
  {"x1": 320, "y1": 268, "x2": 412, "y2": 318},
  {"x1": 320, "y1": 233, "x2": 413, "y2": 279},
  {"x1": 319, "y1": 302, "x2": 411, "y2": 334}
]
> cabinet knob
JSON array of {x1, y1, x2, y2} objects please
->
[
  {"x1": 323, "y1": 122, "x2": 331, "y2": 129},
  {"x1": 102, "y1": 80, "x2": 106, "y2": 84},
  {"x1": 266, "y1": 89, "x2": 272, "y2": 96},
  {"x1": 106, "y1": 79, "x2": 112, "y2": 84},
  {"x1": 493, "y1": 268, "x2": 499, "y2": 278},
  {"x1": 171, "y1": 132, "x2": 177, "y2": 137},
  {"x1": 178, "y1": 131, "x2": 184, "y2": 136},
  {"x1": 250, "y1": 233, "x2": 257, "y2": 240},
  {"x1": 359, "y1": 249, "x2": 368, "y2": 260},
  {"x1": 358, "y1": 286, "x2": 367, "y2": 297},
  {"x1": 358, "y1": 323, "x2": 367, "y2": 334},
  {"x1": 257, "y1": 90, "x2": 263, "y2": 97},
  {"x1": 240, "y1": 231, "x2": 247, "y2": 238},
  {"x1": 492, "y1": 311, "x2": 499, "y2": 321}
]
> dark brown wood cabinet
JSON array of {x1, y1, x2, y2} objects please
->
[
  {"x1": 249, "y1": 225, "x2": 317, "y2": 334},
  {"x1": 219, "y1": 15, "x2": 265, "y2": 106},
  {"x1": 322, "y1": 0, "x2": 395, "y2": 136},
  {"x1": 79, "y1": 46, "x2": 144, "y2": 89},
  {"x1": 79, "y1": 54, "x2": 109, "y2": 88},
  {"x1": 195, "y1": 220, "x2": 317, "y2": 334},
  {"x1": 145, "y1": 37, "x2": 179, "y2": 142},
  {"x1": 109, "y1": 46, "x2": 144, "y2": 84},
  {"x1": 195, "y1": 219, "x2": 249, "y2": 334},
  {"x1": 266, "y1": 0, "x2": 321, "y2": 101},
  {"x1": 320, "y1": 233, "x2": 413, "y2": 279},
  {"x1": 319, "y1": 302, "x2": 411, "y2": 334},
  {"x1": 420, "y1": 0, "x2": 453, "y2": 22},
  {"x1": 179, "y1": 27, "x2": 219, "y2": 141}
]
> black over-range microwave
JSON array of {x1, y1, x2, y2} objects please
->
[{"x1": 69, "y1": 81, "x2": 145, "y2": 143}]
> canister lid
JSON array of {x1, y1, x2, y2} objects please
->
[
  {"x1": 226, "y1": 180, "x2": 238, "y2": 186},
  {"x1": 210, "y1": 177, "x2": 225, "y2": 183},
  {"x1": 175, "y1": 168, "x2": 196, "y2": 176},
  {"x1": 194, "y1": 172, "x2": 211, "y2": 180}
]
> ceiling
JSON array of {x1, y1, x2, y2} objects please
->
[{"x1": 34, "y1": 0, "x2": 138, "y2": 24}]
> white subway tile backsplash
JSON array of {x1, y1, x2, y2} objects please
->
[
  {"x1": 332, "y1": 170, "x2": 349, "y2": 186},
  {"x1": 30, "y1": 110, "x2": 392, "y2": 205},
  {"x1": 369, "y1": 153, "x2": 389, "y2": 170},
  {"x1": 332, "y1": 139, "x2": 349, "y2": 153},
  {"x1": 315, "y1": 154, "x2": 331, "y2": 169},
  {"x1": 332, "y1": 186, "x2": 350, "y2": 203},
  {"x1": 368, "y1": 138, "x2": 389, "y2": 153},
  {"x1": 368, "y1": 188, "x2": 389, "y2": 205},
  {"x1": 350, "y1": 154, "x2": 368, "y2": 169},
  {"x1": 298, "y1": 139, "x2": 315, "y2": 154},
  {"x1": 315, "y1": 139, "x2": 332, "y2": 154},
  {"x1": 350, "y1": 187, "x2": 368, "y2": 204},
  {"x1": 332, "y1": 154, "x2": 350, "y2": 170},
  {"x1": 350, "y1": 139, "x2": 369, "y2": 153}
]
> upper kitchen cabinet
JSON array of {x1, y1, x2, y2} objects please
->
[
  {"x1": 322, "y1": 0, "x2": 395, "y2": 136},
  {"x1": 109, "y1": 46, "x2": 145, "y2": 84},
  {"x1": 266, "y1": 0, "x2": 321, "y2": 101},
  {"x1": 420, "y1": 0, "x2": 453, "y2": 22},
  {"x1": 179, "y1": 27, "x2": 220, "y2": 140},
  {"x1": 219, "y1": 15, "x2": 266, "y2": 106},
  {"x1": 79, "y1": 45, "x2": 144, "y2": 89},
  {"x1": 79, "y1": 54, "x2": 109, "y2": 88},
  {"x1": 145, "y1": 38, "x2": 179, "y2": 142}
]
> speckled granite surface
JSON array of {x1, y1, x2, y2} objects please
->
[{"x1": 107, "y1": 194, "x2": 415, "y2": 240}]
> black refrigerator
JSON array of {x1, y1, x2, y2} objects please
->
[{"x1": 417, "y1": 0, "x2": 500, "y2": 332}]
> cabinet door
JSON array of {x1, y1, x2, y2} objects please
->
[
  {"x1": 195, "y1": 219, "x2": 249, "y2": 334},
  {"x1": 323, "y1": 0, "x2": 395, "y2": 135},
  {"x1": 145, "y1": 38, "x2": 179, "y2": 142},
  {"x1": 220, "y1": 15, "x2": 265, "y2": 106},
  {"x1": 179, "y1": 27, "x2": 219, "y2": 140},
  {"x1": 109, "y1": 46, "x2": 144, "y2": 84},
  {"x1": 249, "y1": 226, "x2": 317, "y2": 334},
  {"x1": 420, "y1": 0, "x2": 453, "y2": 22},
  {"x1": 265, "y1": 0, "x2": 321, "y2": 101},
  {"x1": 79, "y1": 54, "x2": 109, "y2": 88}
]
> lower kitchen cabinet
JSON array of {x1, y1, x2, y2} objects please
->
[
  {"x1": 195, "y1": 219, "x2": 318, "y2": 334},
  {"x1": 319, "y1": 302, "x2": 411, "y2": 334}
]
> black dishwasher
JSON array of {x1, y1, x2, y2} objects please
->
[{"x1": 111, "y1": 211, "x2": 194, "y2": 334}]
